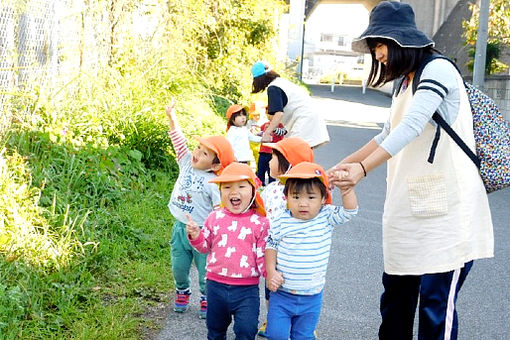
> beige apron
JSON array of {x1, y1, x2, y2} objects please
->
[{"x1": 382, "y1": 72, "x2": 493, "y2": 275}]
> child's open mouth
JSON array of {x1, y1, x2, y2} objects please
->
[{"x1": 230, "y1": 198, "x2": 242, "y2": 209}]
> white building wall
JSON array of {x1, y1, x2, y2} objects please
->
[{"x1": 287, "y1": 0, "x2": 306, "y2": 62}]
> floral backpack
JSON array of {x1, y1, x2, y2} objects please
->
[{"x1": 412, "y1": 54, "x2": 510, "y2": 193}]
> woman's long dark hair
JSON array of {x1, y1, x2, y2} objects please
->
[
  {"x1": 366, "y1": 38, "x2": 438, "y2": 87},
  {"x1": 252, "y1": 70, "x2": 281, "y2": 93}
]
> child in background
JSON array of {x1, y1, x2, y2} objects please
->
[
  {"x1": 165, "y1": 99, "x2": 235, "y2": 319},
  {"x1": 226, "y1": 104, "x2": 262, "y2": 165},
  {"x1": 258, "y1": 137, "x2": 314, "y2": 337},
  {"x1": 257, "y1": 107, "x2": 287, "y2": 186},
  {"x1": 247, "y1": 101, "x2": 268, "y2": 168},
  {"x1": 186, "y1": 162, "x2": 269, "y2": 339},
  {"x1": 265, "y1": 162, "x2": 358, "y2": 339},
  {"x1": 261, "y1": 137, "x2": 313, "y2": 220}
]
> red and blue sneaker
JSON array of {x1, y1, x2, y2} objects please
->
[
  {"x1": 198, "y1": 295, "x2": 207, "y2": 319},
  {"x1": 173, "y1": 289, "x2": 190, "y2": 313}
]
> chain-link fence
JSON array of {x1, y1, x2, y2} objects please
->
[
  {"x1": 0, "y1": 0, "x2": 164, "y2": 135},
  {"x1": 0, "y1": 0, "x2": 121, "y2": 102},
  {"x1": 2, "y1": 0, "x2": 54, "y2": 131}
]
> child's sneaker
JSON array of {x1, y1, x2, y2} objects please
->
[
  {"x1": 173, "y1": 289, "x2": 190, "y2": 313},
  {"x1": 257, "y1": 320, "x2": 268, "y2": 337},
  {"x1": 257, "y1": 322, "x2": 315, "y2": 339},
  {"x1": 198, "y1": 295, "x2": 207, "y2": 319}
]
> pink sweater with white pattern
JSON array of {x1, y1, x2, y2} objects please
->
[{"x1": 189, "y1": 208, "x2": 269, "y2": 285}]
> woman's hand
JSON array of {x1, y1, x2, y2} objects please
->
[
  {"x1": 186, "y1": 214, "x2": 200, "y2": 240},
  {"x1": 328, "y1": 163, "x2": 365, "y2": 189}
]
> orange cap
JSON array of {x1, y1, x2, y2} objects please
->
[
  {"x1": 263, "y1": 137, "x2": 314, "y2": 166},
  {"x1": 195, "y1": 136, "x2": 235, "y2": 174},
  {"x1": 209, "y1": 162, "x2": 266, "y2": 216},
  {"x1": 279, "y1": 162, "x2": 332, "y2": 204},
  {"x1": 226, "y1": 104, "x2": 244, "y2": 120}
]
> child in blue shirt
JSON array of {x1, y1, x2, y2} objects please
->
[{"x1": 265, "y1": 162, "x2": 358, "y2": 339}]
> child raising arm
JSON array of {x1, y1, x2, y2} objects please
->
[{"x1": 164, "y1": 98, "x2": 235, "y2": 319}]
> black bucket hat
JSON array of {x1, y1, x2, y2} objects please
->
[{"x1": 351, "y1": 1, "x2": 434, "y2": 54}]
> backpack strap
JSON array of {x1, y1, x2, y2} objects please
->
[
  {"x1": 412, "y1": 54, "x2": 481, "y2": 169},
  {"x1": 431, "y1": 112, "x2": 481, "y2": 168},
  {"x1": 393, "y1": 75, "x2": 406, "y2": 97}
]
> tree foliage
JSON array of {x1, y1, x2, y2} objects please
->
[
  {"x1": 163, "y1": 0, "x2": 287, "y2": 105},
  {"x1": 462, "y1": 0, "x2": 510, "y2": 74}
]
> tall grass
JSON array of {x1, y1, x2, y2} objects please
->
[
  {"x1": 0, "y1": 148, "x2": 92, "y2": 270},
  {"x1": 0, "y1": 45, "x2": 250, "y2": 339}
]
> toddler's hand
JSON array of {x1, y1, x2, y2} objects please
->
[
  {"x1": 165, "y1": 98, "x2": 177, "y2": 119},
  {"x1": 340, "y1": 186, "x2": 354, "y2": 197},
  {"x1": 334, "y1": 170, "x2": 349, "y2": 179},
  {"x1": 327, "y1": 169, "x2": 349, "y2": 188},
  {"x1": 266, "y1": 271, "x2": 284, "y2": 292},
  {"x1": 186, "y1": 214, "x2": 200, "y2": 240}
]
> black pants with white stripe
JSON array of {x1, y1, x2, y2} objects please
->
[{"x1": 379, "y1": 261, "x2": 473, "y2": 340}]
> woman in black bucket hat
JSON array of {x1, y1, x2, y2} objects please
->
[{"x1": 328, "y1": 2, "x2": 493, "y2": 340}]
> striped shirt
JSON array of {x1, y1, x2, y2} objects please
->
[{"x1": 266, "y1": 205, "x2": 358, "y2": 295}]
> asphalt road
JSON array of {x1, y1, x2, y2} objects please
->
[{"x1": 155, "y1": 85, "x2": 510, "y2": 340}]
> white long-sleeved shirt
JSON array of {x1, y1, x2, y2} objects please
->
[
  {"x1": 167, "y1": 129, "x2": 220, "y2": 225},
  {"x1": 226, "y1": 126, "x2": 262, "y2": 162}
]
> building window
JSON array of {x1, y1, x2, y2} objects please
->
[
  {"x1": 321, "y1": 34, "x2": 333, "y2": 42},
  {"x1": 337, "y1": 36, "x2": 344, "y2": 46}
]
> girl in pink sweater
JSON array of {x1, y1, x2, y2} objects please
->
[{"x1": 187, "y1": 162, "x2": 269, "y2": 340}]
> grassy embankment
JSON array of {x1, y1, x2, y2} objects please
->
[{"x1": 0, "y1": 1, "x2": 288, "y2": 338}]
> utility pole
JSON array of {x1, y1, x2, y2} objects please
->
[
  {"x1": 288, "y1": 0, "x2": 306, "y2": 77},
  {"x1": 473, "y1": 0, "x2": 490, "y2": 89},
  {"x1": 299, "y1": 20, "x2": 305, "y2": 81}
]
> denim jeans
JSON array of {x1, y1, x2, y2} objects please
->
[
  {"x1": 206, "y1": 279, "x2": 259, "y2": 340},
  {"x1": 257, "y1": 152, "x2": 275, "y2": 185},
  {"x1": 266, "y1": 289, "x2": 323, "y2": 340}
]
